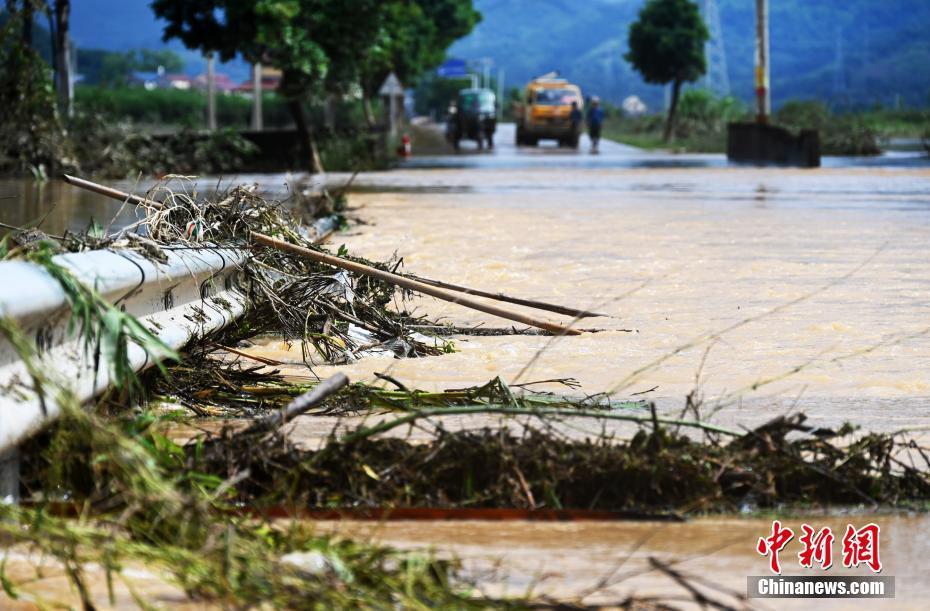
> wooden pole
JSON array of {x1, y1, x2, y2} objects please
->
[
  {"x1": 251, "y1": 62, "x2": 263, "y2": 131},
  {"x1": 755, "y1": 0, "x2": 770, "y2": 123},
  {"x1": 409, "y1": 274, "x2": 606, "y2": 318},
  {"x1": 250, "y1": 232, "x2": 583, "y2": 336},
  {"x1": 62, "y1": 174, "x2": 161, "y2": 208},
  {"x1": 206, "y1": 53, "x2": 217, "y2": 131}
]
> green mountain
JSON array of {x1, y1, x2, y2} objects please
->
[{"x1": 450, "y1": 0, "x2": 930, "y2": 110}]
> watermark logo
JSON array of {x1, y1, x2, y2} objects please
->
[
  {"x1": 749, "y1": 521, "x2": 893, "y2": 599},
  {"x1": 755, "y1": 519, "x2": 794, "y2": 574}
]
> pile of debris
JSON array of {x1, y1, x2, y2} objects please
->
[{"x1": 4, "y1": 175, "x2": 930, "y2": 609}]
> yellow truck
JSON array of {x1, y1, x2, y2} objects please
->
[{"x1": 514, "y1": 75, "x2": 584, "y2": 148}]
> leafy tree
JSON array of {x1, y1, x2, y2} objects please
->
[
  {"x1": 152, "y1": 0, "x2": 384, "y2": 174},
  {"x1": 98, "y1": 51, "x2": 135, "y2": 86},
  {"x1": 358, "y1": 0, "x2": 480, "y2": 126},
  {"x1": 0, "y1": 10, "x2": 72, "y2": 175},
  {"x1": 4, "y1": 1, "x2": 73, "y2": 116},
  {"x1": 77, "y1": 48, "x2": 184, "y2": 86},
  {"x1": 625, "y1": 0, "x2": 708, "y2": 141},
  {"x1": 135, "y1": 48, "x2": 184, "y2": 73}
]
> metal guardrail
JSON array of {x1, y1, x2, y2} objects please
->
[{"x1": 0, "y1": 246, "x2": 248, "y2": 474}]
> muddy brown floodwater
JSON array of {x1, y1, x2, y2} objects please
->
[
  {"x1": 253, "y1": 164, "x2": 930, "y2": 437},
  {"x1": 3, "y1": 129, "x2": 930, "y2": 607},
  {"x1": 313, "y1": 514, "x2": 930, "y2": 609},
  {"x1": 251, "y1": 141, "x2": 930, "y2": 607}
]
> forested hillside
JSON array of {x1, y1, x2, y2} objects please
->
[
  {"x1": 60, "y1": 0, "x2": 930, "y2": 110},
  {"x1": 450, "y1": 0, "x2": 930, "y2": 109}
]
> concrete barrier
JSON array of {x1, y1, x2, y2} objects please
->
[
  {"x1": 0, "y1": 246, "x2": 248, "y2": 468},
  {"x1": 727, "y1": 122, "x2": 821, "y2": 168}
]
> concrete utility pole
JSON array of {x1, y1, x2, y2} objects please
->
[
  {"x1": 251, "y1": 62, "x2": 263, "y2": 131},
  {"x1": 206, "y1": 53, "x2": 217, "y2": 131},
  {"x1": 754, "y1": 0, "x2": 770, "y2": 122},
  {"x1": 497, "y1": 68, "x2": 505, "y2": 117}
]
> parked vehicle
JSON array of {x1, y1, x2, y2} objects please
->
[
  {"x1": 446, "y1": 88, "x2": 497, "y2": 150},
  {"x1": 513, "y1": 75, "x2": 583, "y2": 148}
]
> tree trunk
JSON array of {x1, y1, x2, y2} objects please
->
[
  {"x1": 21, "y1": 1, "x2": 33, "y2": 47},
  {"x1": 323, "y1": 93, "x2": 336, "y2": 134},
  {"x1": 288, "y1": 99, "x2": 325, "y2": 175},
  {"x1": 663, "y1": 78, "x2": 683, "y2": 143},
  {"x1": 362, "y1": 91, "x2": 376, "y2": 129},
  {"x1": 45, "y1": 5, "x2": 57, "y2": 76},
  {"x1": 54, "y1": 0, "x2": 72, "y2": 119}
]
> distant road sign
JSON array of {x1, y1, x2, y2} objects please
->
[
  {"x1": 378, "y1": 72, "x2": 404, "y2": 96},
  {"x1": 436, "y1": 58, "x2": 468, "y2": 78}
]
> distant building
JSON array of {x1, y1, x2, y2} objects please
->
[
  {"x1": 161, "y1": 74, "x2": 193, "y2": 90},
  {"x1": 129, "y1": 67, "x2": 194, "y2": 91},
  {"x1": 129, "y1": 71, "x2": 161, "y2": 90},
  {"x1": 193, "y1": 72, "x2": 237, "y2": 93},
  {"x1": 234, "y1": 67, "x2": 282, "y2": 94},
  {"x1": 622, "y1": 95, "x2": 647, "y2": 116}
]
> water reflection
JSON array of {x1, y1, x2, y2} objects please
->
[
  {"x1": 0, "y1": 179, "x2": 128, "y2": 236},
  {"x1": 0, "y1": 174, "x2": 299, "y2": 237}
]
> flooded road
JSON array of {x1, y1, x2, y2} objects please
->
[
  {"x1": 3, "y1": 128, "x2": 930, "y2": 607},
  {"x1": 242, "y1": 126, "x2": 930, "y2": 437},
  {"x1": 248, "y1": 132, "x2": 930, "y2": 607}
]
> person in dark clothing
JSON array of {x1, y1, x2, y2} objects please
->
[
  {"x1": 587, "y1": 97, "x2": 605, "y2": 153},
  {"x1": 569, "y1": 101, "x2": 583, "y2": 147}
]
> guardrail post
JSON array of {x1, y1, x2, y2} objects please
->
[{"x1": 0, "y1": 448, "x2": 19, "y2": 503}]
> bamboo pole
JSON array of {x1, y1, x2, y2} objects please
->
[
  {"x1": 409, "y1": 274, "x2": 606, "y2": 318},
  {"x1": 62, "y1": 175, "x2": 586, "y2": 336},
  {"x1": 63, "y1": 174, "x2": 162, "y2": 208},
  {"x1": 250, "y1": 231, "x2": 583, "y2": 336}
]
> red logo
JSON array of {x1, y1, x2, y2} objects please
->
[
  {"x1": 842, "y1": 523, "x2": 882, "y2": 573},
  {"x1": 798, "y1": 525, "x2": 834, "y2": 570},
  {"x1": 757, "y1": 521, "x2": 883, "y2": 574},
  {"x1": 756, "y1": 520, "x2": 794, "y2": 574}
]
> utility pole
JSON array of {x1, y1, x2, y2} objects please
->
[
  {"x1": 754, "y1": 0, "x2": 770, "y2": 123},
  {"x1": 497, "y1": 68, "x2": 505, "y2": 117},
  {"x1": 206, "y1": 53, "x2": 217, "y2": 131},
  {"x1": 251, "y1": 62, "x2": 263, "y2": 131}
]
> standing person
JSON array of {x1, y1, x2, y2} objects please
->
[
  {"x1": 587, "y1": 96, "x2": 604, "y2": 153},
  {"x1": 569, "y1": 101, "x2": 583, "y2": 148}
]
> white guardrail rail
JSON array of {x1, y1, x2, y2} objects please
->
[{"x1": 0, "y1": 246, "x2": 249, "y2": 497}]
